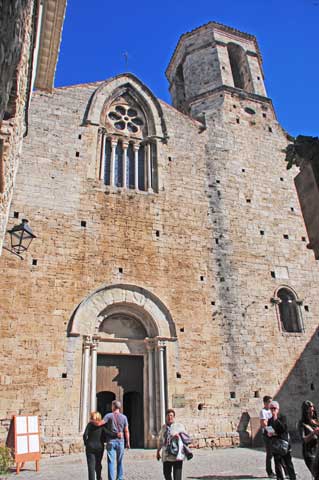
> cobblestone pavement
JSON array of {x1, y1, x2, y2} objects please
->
[{"x1": 2, "y1": 445, "x2": 311, "y2": 480}]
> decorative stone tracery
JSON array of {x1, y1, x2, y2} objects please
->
[{"x1": 85, "y1": 74, "x2": 167, "y2": 194}]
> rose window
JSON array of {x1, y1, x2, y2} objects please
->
[{"x1": 107, "y1": 105, "x2": 144, "y2": 135}]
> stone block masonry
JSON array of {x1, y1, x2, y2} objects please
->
[{"x1": 1, "y1": 22, "x2": 319, "y2": 453}]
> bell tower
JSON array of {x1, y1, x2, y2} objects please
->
[{"x1": 166, "y1": 22, "x2": 268, "y2": 119}]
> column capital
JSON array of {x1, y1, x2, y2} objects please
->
[
  {"x1": 145, "y1": 338, "x2": 156, "y2": 350},
  {"x1": 83, "y1": 335, "x2": 92, "y2": 347},
  {"x1": 156, "y1": 339, "x2": 166, "y2": 350},
  {"x1": 122, "y1": 140, "x2": 129, "y2": 149},
  {"x1": 133, "y1": 142, "x2": 141, "y2": 151},
  {"x1": 91, "y1": 338, "x2": 99, "y2": 350}
]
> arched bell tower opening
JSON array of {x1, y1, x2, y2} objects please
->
[
  {"x1": 68, "y1": 284, "x2": 176, "y2": 448},
  {"x1": 227, "y1": 42, "x2": 254, "y2": 93}
]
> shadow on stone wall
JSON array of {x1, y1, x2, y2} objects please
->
[{"x1": 240, "y1": 327, "x2": 319, "y2": 448}]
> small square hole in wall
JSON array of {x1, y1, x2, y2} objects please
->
[
  {"x1": 271, "y1": 271, "x2": 276, "y2": 278},
  {"x1": 119, "y1": 267, "x2": 123, "y2": 274},
  {"x1": 242, "y1": 168, "x2": 245, "y2": 172},
  {"x1": 32, "y1": 259, "x2": 38, "y2": 266},
  {"x1": 211, "y1": 301, "x2": 215, "y2": 305},
  {"x1": 257, "y1": 76, "x2": 261, "y2": 80},
  {"x1": 180, "y1": 327, "x2": 184, "y2": 332},
  {"x1": 305, "y1": 305, "x2": 309, "y2": 312},
  {"x1": 280, "y1": 177, "x2": 284, "y2": 182},
  {"x1": 260, "y1": 230, "x2": 265, "y2": 236},
  {"x1": 233, "y1": 105, "x2": 237, "y2": 108},
  {"x1": 156, "y1": 230, "x2": 160, "y2": 237},
  {"x1": 216, "y1": 179, "x2": 220, "y2": 184},
  {"x1": 262, "y1": 113, "x2": 267, "y2": 118},
  {"x1": 222, "y1": 66, "x2": 225, "y2": 70},
  {"x1": 81, "y1": 220, "x2": 86, "y2": 227},
  {"x1": 230, "y1": 391, "x2": 236, "y2": 399},
  {"x1": 268, "y1": 126, "x2": 272, "y2": 133},
  {"x1": 302, "y1": 236, "x2": 306, "y2": 242},
  {"x1": 200, "y1": 276, "x2": 205, "y2": 281},
  {"x1": 290, "y1": 207, "x2": 295, "y2": 212},
  {"x1": 78, "y1": 134, "x2": 82, "y2": 140},
  {"x1": 13, "y1": 211, "x2": 19, "y2": 218},
  {"x1": 246, "y1": 199, "x2": 251, "y2": 203},
  {"x1": 62, "y1": 373, "x2": 67, "y2": 379},
  {"x1": 264, "y1": 305, "x2": 269, "y2": 310},
  {"x1": 168, "y1": 156, "x2": 172, "y2": 162},
  {"x1": 254, "y1": 390, "x2": 260, "y2": 398},
  {"x1": 75, "y1": 151, "x2": 80, "y2": 157},
  {"x1": 176, "y1": 372, "x2": 182, "y2": 379},
  {"x1": 215, "y1": 238, "x2": 219, "y2": 244},
  {"x1": 311, "y1": 383, "x2": 315, "y2": 391},
  {"x1": 283, "y1": 234, "x2": 289, "y2": 239},
  {"x1": 236, "y1": 118, "x2": 240, "y2": 124}
]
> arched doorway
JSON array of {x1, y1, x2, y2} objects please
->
[{"x1": 69, "y1": 284, "x2": 176, "y2": 447}]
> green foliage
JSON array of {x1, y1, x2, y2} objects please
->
[{"x1": 0, "y1": 444, "x2": 12, "y2": 474}]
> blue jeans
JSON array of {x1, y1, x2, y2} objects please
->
[{"x1": 106, "y1": 440, "x2": 125, "y2": 480}]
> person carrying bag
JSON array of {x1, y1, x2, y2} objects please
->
[{"x1": 266, "y1": 401, "x2": 296, "y2": 480}]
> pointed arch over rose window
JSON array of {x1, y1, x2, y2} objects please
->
[{"x1": 85, "y1": 74, "x2": 168, "y2": 193}]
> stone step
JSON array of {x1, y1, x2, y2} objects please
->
[{"x1": 126, "y1": 448, "x2": 157, "y2": 460}]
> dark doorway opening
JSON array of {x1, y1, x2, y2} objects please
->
[
  {"x1": 96, "y1": 354, "x2": 144, "y2": 447},
  {"x1": 97, "y1": 391, "x2": 115, "y2": 418},
  {"x1": 124, "y1": 391, "x2": 144, "y2": 448}
]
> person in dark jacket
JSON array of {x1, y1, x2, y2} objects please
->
[
  {"x1": 298, "y1": 400, "x2": 319, "y2": 477},
  {"x1": 266, "y1": 401, "x2": 296, "y2": 480},
  {"x1": 83, "y1": 411, "x2": 117, "y2": 480}
]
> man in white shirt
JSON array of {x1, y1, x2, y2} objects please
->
[{"x1": 260, "y1": 395, "x2": 275, "y2": 478}]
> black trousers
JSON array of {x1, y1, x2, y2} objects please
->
[
  {"x1": 86, "y1": 449, "x2": 104, "y2": 480},
  {"x1": 263, "y1": 435, "x2": 274, "y2": 475},
  {"x1": 273, "y1": 452, "x2": 296, "y2": 480},
  {"x1": 163, "y1": 461, "x2": 183, "y2": 480}
]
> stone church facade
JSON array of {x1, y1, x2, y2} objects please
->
[{"x1": 1, "y1": 21, "x2": 319, "y2": 454}]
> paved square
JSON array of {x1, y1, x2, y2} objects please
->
[{"x1": 5, "y1": 445, "x2": 311, "y2": 480}]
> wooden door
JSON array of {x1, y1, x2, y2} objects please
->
[{"x1": 96, "y1": 354, "x2": 144, "y2": 447}]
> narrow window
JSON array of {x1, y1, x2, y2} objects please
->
[
  {"x1": 151, "y1": 142, "x2": 158, "y2": 192},
  {"x1": 138, "y1": 145, "x2": 146, "y2": 191},
  {"x1": 104, "y1": 139, "x2": 112, "y2": 185},
  {"x1": 277, "y1": 288, "x2": 303, "y2": 333},
  {"x1": 115, "y1": 142, "x2": 123, "y2": 187},
  {"x1": 127, "y1": 143, "x2": 135, "y2": 188}
]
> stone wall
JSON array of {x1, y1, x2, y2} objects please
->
[
  {"x1": 0, "y1": 0, "x2": 35, "y2": 252},
  {"x1": 0, "y1": 81, "x2": 225, "y2": 451},
  {"x1": 1, "y1": 23, "x2": 319, "y2": 454}
]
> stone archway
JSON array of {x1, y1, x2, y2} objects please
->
[{"x1": 68, "y1": 284, "x2": 176, "y2": 447}]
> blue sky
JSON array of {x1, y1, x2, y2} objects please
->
[{"x1": 55, "y1": 0, "x2": 319, "y2": 137}]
